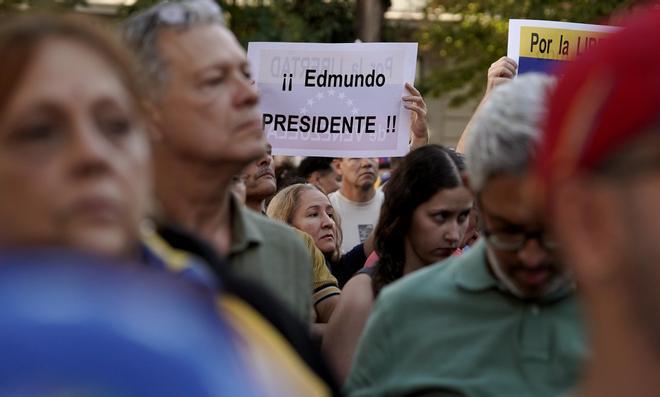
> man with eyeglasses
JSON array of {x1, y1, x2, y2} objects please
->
[
  {"x1": 346, "y1": 73, "x2": 585, "y2": 397},
  {"x1": 535, "y1": 9, "x2": 660, "y2": 397},
  {"x1": 122, "y1": 1, "x2": 338, "y2": 396}
]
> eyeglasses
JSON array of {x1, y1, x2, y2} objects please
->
[
  {"x1": 139, "y1": 0, "x2": 223, "y2": 29},
  {"x1": 483, "y1": 229, "x2": 557, "y2": 252}
]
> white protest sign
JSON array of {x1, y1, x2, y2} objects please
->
[
  {"x1": 247, "y1": 42, "x2": 418, "y2": 157},
  {"x1": 508, "y1": 19, "x2": 617, "y2": 75}
]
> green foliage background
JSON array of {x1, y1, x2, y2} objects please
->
[
  {"x1": 221, "y1": 0, "x2": 356, "y2": 44},
  {"x1": 119, "y1": 0, "x2": 646, "y2": 105},
  {"x1": 117, "y1": 0, "x2": 357, "y2": 44},
  {"x1": 415, "y1": 0, "x2": 639, "y2": 105},
  {"x1": 1, "y1": 0, "x2": 641, "y2": 105},
  {"x1": 0, "y1": 0, "x2": 82, "y2": 13}
]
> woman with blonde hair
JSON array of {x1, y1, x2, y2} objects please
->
[{"x1": 268, "y1": 183, "x2": 372, "y2": 287}]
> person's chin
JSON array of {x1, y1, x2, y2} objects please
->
[
  {"x1": 252, "y1": 181, "x2": 276, "y2": 199},
  {"x1": 228, "y1": 131, "x2": 267, "y2": 159},
  {"x1": 430, "y1": 248, "x2": 456, "y2": 261},
  {"x1": 513, "y1": 282, "x2": 550, "y2": 299},
  {"x1": 359, "y1": 180, "x2": 375, "y2": 190},
  {"x1": 318, "y1": 241, "x2": 335, "y2": 255},
  {"x1": 68, "y1": 226, "x2": 133, "y2": 259},
  {"x1": 261, "y1": 177, "x2": 277, "y2": 192},
  {"x1": 225, "y1": 149, "x2": 265, "y2": 169}
]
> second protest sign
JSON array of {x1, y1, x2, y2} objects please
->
[{"x1": 508, "y1": 19, "x2": 617, "y2": 75}]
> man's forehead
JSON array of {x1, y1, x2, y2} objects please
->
[
  {"x1": 157, "y1": 23, "x2": 246, "y2": 71},
  {"x1": 480, "y1": 174, "x2": 540, "y2": 227}
]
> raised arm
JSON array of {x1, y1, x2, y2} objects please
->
[
  {"x1": 456, "y1": 56, "x2": 517, "y2": 153},
  {"x1": 403, "y1": 83, "x2": 429, "y2": 150}
]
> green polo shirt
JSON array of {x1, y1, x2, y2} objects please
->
[
  {"x1": 228, "y1": 196, "x2": 313, "y2": 324},
  {"x1": 345, "y1": 240, "x2": 587, "y2": 397}
]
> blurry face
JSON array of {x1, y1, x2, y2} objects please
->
[
  {"x1": 315, "y1": 169, "x2": 341, "y2": 195},
  {"x1": 480, "y1": 174, "x2": 567, "y2": 299},
  {"x1": 244, "y1": 144, "x2": 276, "y2": 202},
  {"x1": 552, "y1": 135, "x2": 660, "y2": 352},
  {"x1": 583, "y1": 138, "x2": 660, "y2": 347},
  {"x1": 619, "y1": 172, "x2": 660, "y2": 347},
  {"x1": 336, "y1": 157, "x2": 378, "y2": 192},
  {"x1": 154, "y1": 24, "x2": 265, "y2": 166},
  {"x1": 291, "y1": 189, "x2": 337, "y2": 255},
  {"x1": 405, "y1": 187, "x2": 473, "y2": 268},
  {"x1": 0, "y1": 38, "x2": 151, "y2": 258}
]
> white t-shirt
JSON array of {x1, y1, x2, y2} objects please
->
[{"x1": 329, "y1": 189, "x2": 385, "y2": 253}]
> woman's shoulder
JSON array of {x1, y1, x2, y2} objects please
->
[{"x1": 340, "y1": 273, "x2": 375, "y2": 311}]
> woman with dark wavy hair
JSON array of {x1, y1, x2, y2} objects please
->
[{"x1": 323, "y1": 145, "x2": 473, "y2": 383}]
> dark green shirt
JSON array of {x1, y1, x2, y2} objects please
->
[
  {"x1": 346, "y1": 240, "x2": 586, "y2": 397},
  {"x1": 228, "y1": 197, "x2": 313, "y2": 324}
]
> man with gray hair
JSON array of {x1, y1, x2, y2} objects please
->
[
  {"x1": 345, "y1": 74, "x2": 586, "y2": 397},
  {"x1": 121, "y1": 0, "x2": 315, "y2": 323},
  {"x1": 120, "y1": 3, "x2": 345, "y2": 394}
]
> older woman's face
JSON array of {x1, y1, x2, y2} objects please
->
[
  {"x1": 291, "y1": 189, "x2": 337, "y2": 256},
  {"x1": 0, "y1": 38, "x2": 151, "y2": 257}
]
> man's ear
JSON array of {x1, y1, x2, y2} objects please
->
[
  {"x1": 553, "y1": 178, "x2": 626, "y2": 287},
  {"x1": 332, "y1": 159, "x2": 343, "y2": 176}
]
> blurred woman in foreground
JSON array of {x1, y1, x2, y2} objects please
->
[
  {"x1": 0, "y1": 14, "x2": 151, "y2": 258},
  {"x1": 0, "y1": 14, "x2": 336, "y2": 396}
]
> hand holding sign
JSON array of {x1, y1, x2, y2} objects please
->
[
  {"x1": 456, "y1": 55, "x2": 516, "y2": 153},
  {"x1": 402, "y1": 83, "x2": 429, "y2": 150},
  {"x1": 487, "y1": 57, "x2": 517, "y2": 94}
]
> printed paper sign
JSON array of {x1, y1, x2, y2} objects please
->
[
  {"x1": 508, "y1": 19, "x2": 618, "y2": 75},
  {"x1": 247, "y1": 42, "x2": 418, "y2": 157}
]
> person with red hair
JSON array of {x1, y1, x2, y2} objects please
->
[{"x1": 534, "y1": 8, "x2": 660, "y2": 397}]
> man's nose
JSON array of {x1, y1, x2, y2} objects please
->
[
  {"x1": 258, "y1": 153, "x2": 272, "y2": 167},
  {"x1": 517, "y1": 239, "x2": 549, "y2": 268},
  {"x1": 233, "y1": 72, "x2": 259, "y2": 108}
]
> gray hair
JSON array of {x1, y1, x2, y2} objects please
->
[
  {"x1": 120, "y1": 0, "x2": 225, "y2": 97},
  {"x1": 466, "y1": 73, "x2": 556, "y2": 193}
]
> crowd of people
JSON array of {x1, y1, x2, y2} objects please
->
[{"x1": 0, "y1": 0, "x2": 659, "y2": 396}]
